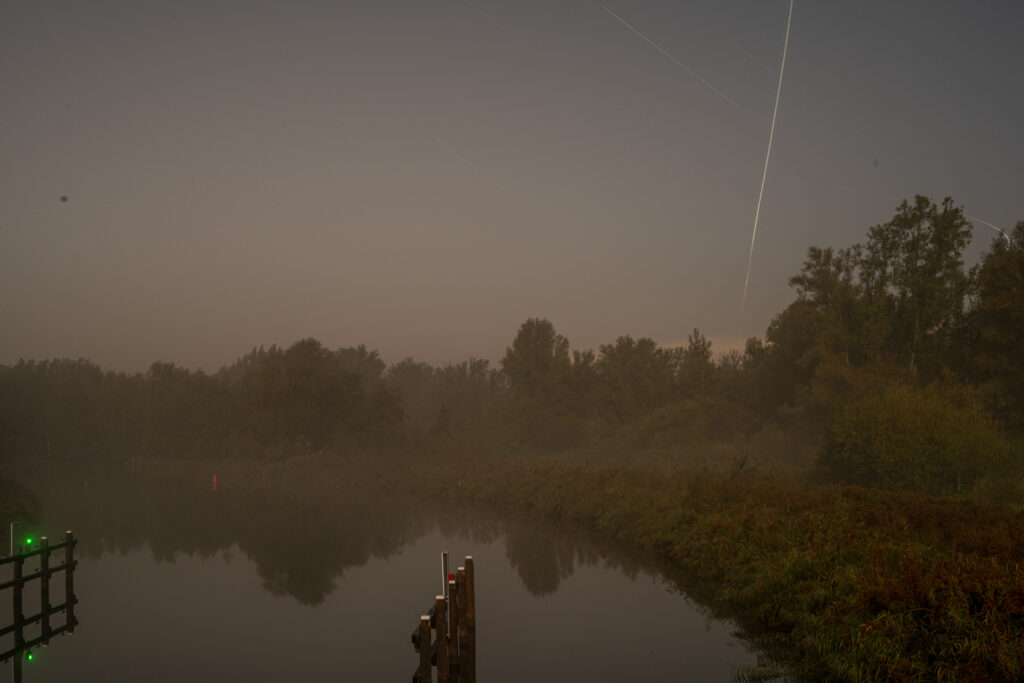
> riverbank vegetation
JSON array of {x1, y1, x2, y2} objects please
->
[{"x1": 2, "y1": 195, "x2": 1022, "y2": 678}]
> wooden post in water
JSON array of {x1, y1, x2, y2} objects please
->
[
  {"x1": 12, "y1": 552, "x2": 24, "y2": 655},
  {"x1": 410, "y1": 555, "x2": 477, "y2": 682},
  {"x1": 456, "y1": 567, "x2": 470, "y2": 682},
  {"x1": 447, "y1": 577, "x2": 459, "y2": 681},
  {"x1": 434, "y1": 594, "x2": 449, "y2": 681},
  {"x1": 464, "y1": 557, "x2": 475, "y2": 629},
  {"x1": 40, "y1": 536, "x2": 51, "y2": 643},
  {"x1": 464, "y1": 556, "x2": 476, "y2": 683},
  {"x1": 415, "y1": 615, "x2": 431, "y2": 682},
  {"x1": 64, "y1": 530, "x2": 75, "y2": 632}
]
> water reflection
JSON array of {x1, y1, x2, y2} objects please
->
[
  {"x1": 3, "y1": 474, "x2": 755, "y2": 681},
  {"x1": 32, "y1": 475, "x2": 663, "y2": 606},
  {"x1": 504, "y1": 523, "x2": 578, "y2": 596},
  {"x1": 37, "y1": 476, "x2": 430, "y2": 606}
]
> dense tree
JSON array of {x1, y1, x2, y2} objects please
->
[
  {"x1": 595, "y1": 335, "x2": 673, "y2": 424},
  {"x1": 501, "y1": 318, "x2": 570, "y2": 400},
  {"x1": 0, "y1": 359, "x2": 107, "y2": 464},
  {"x1": 140, "y1": 361, "x2": 223, "y2": 458},
  {"x1": 334, "y1": 345, "x2": 387, "y2": 385},
  {"x1": 789, "y1": 246, "x2": 868, "y2": 365},
  {"x1": 959, "y1": 221, "x2": 1024, "y2": 429},
  {"x1": 753, "y1": 300, "x2": 822, "y2": 415},
  {"x1": 674, "y1": 328, "x2": 715, "y2": 398},
  {"x1": 385, "y1": 358, "x2": 440, "y2": 431},
  {"x1": 501, "y1": 319, "x2": 580, "y2": 446},
  {"x1": 236, "y1": 338, "x2": 403, "y2": 449},
  {"x1": 860, "y1": 196, "x2": 973, "y2": 377},
  {"x1": 568, "y1": 349, "x2": 600, "y2": 427},
  {"x1": 784, "y1": 196, "x2": 974, "y2": 380}
]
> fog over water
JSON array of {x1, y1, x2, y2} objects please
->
[
  {"x1": 2, "y1": 1, "x2": 1021, "y2": 370},
  {"x1": 0, "y1": 476, "x2": 756, "y2": 681}
]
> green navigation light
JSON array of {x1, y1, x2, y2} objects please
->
[
  {"x1": 25, "y1": 537, "x2": 33, "y2": 546},
  {"x1": 26, "y1": 652, "x2": 34, "y2": 661}
]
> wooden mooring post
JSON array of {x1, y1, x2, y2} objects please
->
[
  {"x1": 411, "y1": 554, "x2": 476, "y2": 683},
  {"x1": 1, "y1": 528, "x2": 78, "y2": 682},
  {"x1": 464, "y1": 557, "x2": 475, "y2": 681},
  {"x1": 39, "y1": 537, "x2": 50, "y2": 642}
]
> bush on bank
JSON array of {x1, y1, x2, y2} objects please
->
[{"x1": 816, "y1": 382, "x2": 1017, "y2": 498}]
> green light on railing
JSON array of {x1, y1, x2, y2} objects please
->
[
  {"x1": 25, "y1": 537, "x2": 33, "y2": 546},
  {"x1": 26, "y1": 652, "x2": 34, "y2": 662}
]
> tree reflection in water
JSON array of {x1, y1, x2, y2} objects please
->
[
  {"x1": 504, "y1": 523, "x2": 577, "y2": 596},
  {"x1": 33, "y1": 474, "x2": 658, "y2": 605}
]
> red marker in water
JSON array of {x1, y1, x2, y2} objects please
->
[{"x1": 212, "y1": 473, "x2": 218, "y2": 492}]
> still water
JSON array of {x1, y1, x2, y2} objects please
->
[{"x1": 2, "y1": 477, "x2": 757, "y2": 681}]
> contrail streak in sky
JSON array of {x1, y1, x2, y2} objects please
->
[
  {"x1": 968, "y1": 215, "x2": 1011, "y2": 244},
  {"x1": 602, "y1": 6, "x2": 741, "y2": 110},
  {"x1": 740, "y1": 0, "x2": 793, "y2": 339},
  {"x1": 438, "y1": 139, "x2": 500, "y2": 186}
]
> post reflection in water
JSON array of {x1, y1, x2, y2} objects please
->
[
  {"x1": 2, "y1": 474, "x2": 755, "y2": 681},
  {"x1": 0, "y1": 530, "x2": 79, "y2": 683}
]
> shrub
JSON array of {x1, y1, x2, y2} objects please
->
[{"x1": 817, "y1": 382, "x2": 1011, "y2": 495}]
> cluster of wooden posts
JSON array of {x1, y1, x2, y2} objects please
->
[
  {"x1": 412, "y1": 554, "x2": 475, "y2": 683},
  {"x1": 1, "y1": 530, "x2": 78, "y2": 680}
]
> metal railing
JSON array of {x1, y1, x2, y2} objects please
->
[{"x1": 1, "y1": 530, "x2": 78, "y2": 681}]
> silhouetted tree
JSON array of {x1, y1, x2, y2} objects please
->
[
  {"x1": 674, "y1": 328, "x2": 715, "y2": 398},
  {"x1": 860, "y1": 196, "x2": 973, "y2": 377},
  {"x1": 501, "y1": 318, "x2": 580, "y2": 446},
  {"x1": 596, "y1": 335, "x2": 673, "y2": 424},
  {"x1": 958, "y1": 220, "x2": 1024, "y2": 430}
]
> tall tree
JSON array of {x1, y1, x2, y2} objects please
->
[
  {"x1": 960, "y1": 220, "x2": 1024, "y2": 429},
  {"x1": 859, "y1": 196, "x2": 973, "y2": 376},
  {"x1": 501, "y1": 318, "x2": 578, "y2": 446},
  {"x1": 596, "y1": 335, "x2": 673, "y2": 424},
  {"x1": 675, "y1": 328, "x2": 715, "y2": 398},
  {"x1": 789, "y1": 246, "x2": 872, "y2": 365},
  {"x1": 501, "y1": 318, "x2": 571, "y2": 402}
]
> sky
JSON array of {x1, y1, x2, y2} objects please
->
[{"x1": 2, "y1": 0, "x2": 1021, "y2": 373}]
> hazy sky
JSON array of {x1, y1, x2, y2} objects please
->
[{"x1": 2, "y1": 0, "x2": 1021, "y2": 372}]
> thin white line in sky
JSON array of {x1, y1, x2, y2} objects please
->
[
  {"x1": 740, "y1": 0, "x2": 794, "y2": 338},
  {"x1": 602, "y1": 6, "x2": 740, "y2": 110},
  {"x1": 967, "y1": 215, "x2": 1011, "y2": 244},
  {"x1": 437, "y1": 139, "x2": 500, "y2": 186}
]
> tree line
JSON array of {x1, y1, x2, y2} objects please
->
[
  {"x1": 0, "y1": 341, "x2": 402, "y2": 465},
  {"x1": 1, "y1": 196, "x2": 1021, "y2": 498}
]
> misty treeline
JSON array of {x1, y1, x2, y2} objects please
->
[{"x1": 1, "y1": 196, "x2": 1022, "y2": 499}]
